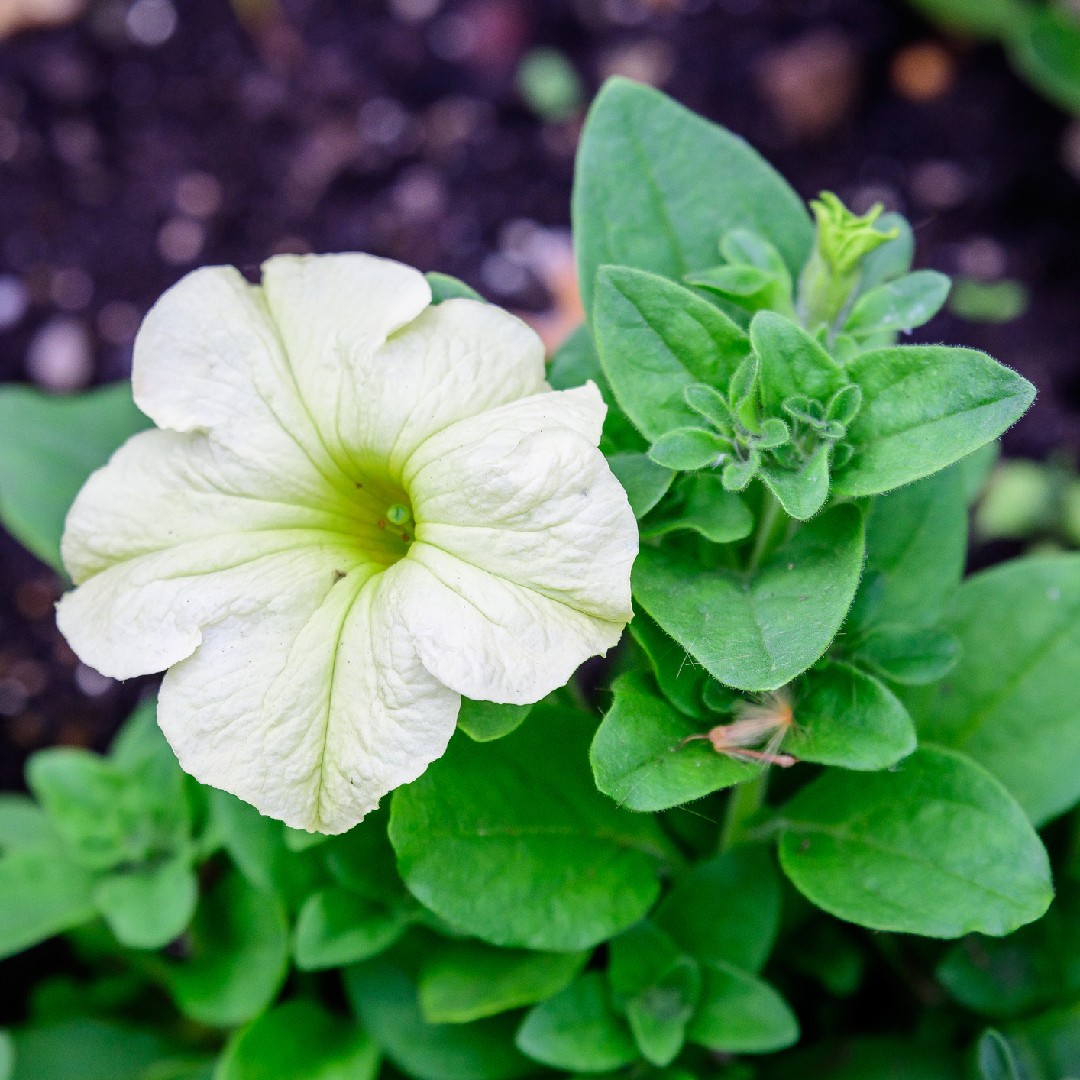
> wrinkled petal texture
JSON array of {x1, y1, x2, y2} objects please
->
[{"x1": 58, "y1": 253, "x2": 638, "y2": 832}]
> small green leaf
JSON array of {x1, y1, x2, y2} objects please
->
[
  {"x1": 905, "y1": 555, "x2": 1080, "y2": 825},
  {"x1": 641, "y1": 475, "x2": 753, "y2": 545},
  {"x1": 516, "y1": 973, "x2": 637, "y2": 1073},
  {"x1": 159, "y1": 870, "x2": 289, "y2": 1027},
  {"x1": 648, "y1": 428, "x2": 727, "y2": 471},
  {"x1": 686, "y1": 961, "x2": 798, "y2": 1054},
  {"x1": 760, "y1": 443, "x2": 831, "y2": 521},
  {"x1": 609, "y1": 922, "x2": 700, "y2": 1067},
  {"x1": 859, "y1": 213, "x2": 915, "y2": 293},
  {"x1": 684, "y1": 383, "x2": 732, "y2": 428},
  {"x1": 591, "y1": 672, "x2": 753, "y2": 812},
  {"x1": 7, "y1": 1020, "x2": 173, "y2": 1080},
  {"x1": 654, "y1": 846, "x2": 782, "y2": 974},
  {"x1": 778, "y1": 746, "x2": 1053, "y2": 937},
  {"x1": 573, "y1": 78, "x2": 812, "y2": 314},
  {"x1": 627, "y1": 611, "x2": 712, "y2": 720},
  {"x1": 834, "y1": 345, "x2": 1035, "y2": 498},
  {"x1": 0, "y1": 848, "x2": 96, "y2": 960},
  {"x1": 0, "y1": 383, "x2": 151, "y2": 571},
  {"x1": 633, "y1": 504, "x2": 865, "y2": 692},
  {"x1": 93, "y1": 857, "x2": 197, "y2": 950},
  {"x1": 419, "y1": 941, "x2": 587, "y2": 1025},
  {"x1": 592, "y1": 267, "x2": 750, "y2": 441},
  {"x1": 294, "y1": 887, "x2": 406, "y2": 971},
  {"x1": 346, "y1": 954, "x2": 531, "y2": 1080},
  {"x1": 787, "y1": 661, "x2": 916, "y2": 770},
  {"x1": 321, "y1": 805, "x2": 403, "y2": 906},
  {"x1": 751, "y1": 312, "x2": 848, "y2": 417},
  {"x1": 425, "y1": 272, "x2": 484, "y2": 304},
  {"x1": 844, "y1": 270, "x2": 951, "y2": 339},
  {"x1": 0, "y1": 795, "x2": 57, "y2": 853},
  {"x1": 1000, "y1": 1002, "x2": 1080, "y2": 1080},
  {"x1": 607, "y1": 453, "x2": 675, "y2": 519},
  {"x1": 721, "y1": 454, "x2": 759, "y2": 493},
  {"x1": 216, "y1": 1000, "x2": 378, "y2": 1080},
  {"x1": 389, "y1": 707, "x2": 673, "y2": 951},
  {"x1": 457, "y1": 700, "x2": 532, "y2": 743}
]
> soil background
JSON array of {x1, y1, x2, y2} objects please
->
[{"x1": 1, "y1": 0, "x2": 1079, "y2": 788}]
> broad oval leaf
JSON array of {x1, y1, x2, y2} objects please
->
[
  {"x1": 751, "y1": 312, "x2": 847, "y2": 416},
  {"x1": 389, "y1": 707, "x2": 673, "y2": 951},
  {"x1": 633, "y1": 504, "x2": 865, "y2": 692},
  {"x1": 686, "y1": 960, "x2": 798, "y2": 1054},
  {"x1": 777, "y1": 746, "x2": 1053, "y2": 938},
  {"x1": 593, "y1": 267, "x2": 750, "y2": 441},
  {"x1": 573, "y1": 77, "x2": 812, "y2": 314},
  {"x1": 834, "y1": 346, "x2": 1035, "y2": 498},
  {"x1": 905, "y1": 554, "x2": 1080, "y2": 825},
  {"x1": 293, "y1": 887, "x2": 406, "y2": 971}
]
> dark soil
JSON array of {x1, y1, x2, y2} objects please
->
[{"x1": 1, "y1": 0, "x2": 1079, "y2": 787}]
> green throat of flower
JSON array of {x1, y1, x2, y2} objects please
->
[{"x1": 344, "y1": 471, "x2": 415, "y2": 567}]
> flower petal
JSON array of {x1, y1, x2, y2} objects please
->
[
  {"x1": 391, "y1": 544, "x2": 627, "y2": 705},
  {"x1": 260, "y1": 254, "x2": 547, "y2": 473},
  {"x1": 405, "y1": 384, "x2": 636, "y2": 621},
  {"x1": 62, "y1": 429, "x2": 359, "y2": 583},
  {"x1": 157, "y1": 562, "x2": 458, "y2": 833},
  {"x1": 131, "y1": 266, "x2": 345, "y2": 489}
]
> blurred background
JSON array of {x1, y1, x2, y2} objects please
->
[{"x1": 0, "y1": 0, "x2": 1078, "y2": 785}]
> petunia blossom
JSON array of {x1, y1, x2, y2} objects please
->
[{"x1": 57, "y1": 254, "x2": 637, "y2": 833}]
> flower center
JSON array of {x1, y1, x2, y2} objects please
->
[{"x1": 343, "y1": 471, "x2": 415, "y2": 567}]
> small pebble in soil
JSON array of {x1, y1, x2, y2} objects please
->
[
  {"x1": 25, "y1": 316, "x2": 93, "y2": 391},
  {"x1": 910, "y1": 159, "x2": 970, "y2": 211},
  {"x1": 174, "y1": 172, "x2": 224, "y2": 219},
  {"x1": 957, "y1": 236, "x2": 1008, "y2": 281},
  {"x1": 74, "y1": 663, "x2": 115, "y2": 698},
  {"x1": 96, "y1": 300, "x2": 142, "y2": 346},
  {"x1": 125, "y1": 0, "x2": 177, "y2": 47},
  {"x1": 0, "y1": 275, "x2": 29, "y2": 331},
  {"x1": 49, "y1": 266, "x2": 93, "y2": 311},
  {"x1": 157, "y1": 216, "x2": 205, "y2": 265}
]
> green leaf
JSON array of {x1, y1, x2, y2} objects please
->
[
  {"x1": 457, "y1": 700, "x2": 532, "y2": 743},
  {"x1": 857, "y1": 212, "x2": 915, "y2": 293},
  {"x1": 345, "y1": 955, "x2": 532, "y2": 1080},
  {"x1": 977, "y1": 1030, "x2": 1024, "y2": 1080},
  {"x1": 0, "y1": 848, "x2": 96, "y2": 960},
  {"x1": 641, "y1": 475, "x2": 753, "y2": 544},
  {"x1": 852, "y1": 625, "x2": 960, "y2": 686},
  {"x1": 0, "y1": 795, "x2": 57, "y2": 853},
  {"x1": 653, "y1": 846, "x2": 781, "y2": 973},
  {"x1": 687, "y1": 264, "x2": 778, "y2": 298},
  {"x1": 786, "y1": 661, "x2": 916, "y2": 771},
  {"x1": 1000, "y1": 1002, "x2": 1080, "y2": 1080},
  {"x1": 425, "y1": 272, "x2": 484, "y2": 304},
  {"x1": 848, "y1": 465, "x2": 967, "y2": 631},
  {"x1": 906, "y1": 0, "x2": 1029, "y2": 36},
  {"x1": 592, "y1": 267, "x2": 750, "y2": 441},
  {"x1": 778, "y1": 746, "x2": 1053, "y2": 937},
  {"x1": 590, "y1": 672, "x2": 753, "y2": 812},
  {"x1": 208, "y1": 790, "x2": 324, "y2": 912},
  {"x1": 547, "y1": 324, "x2": 613, "y2": 401},
  {"x1": 607, "y1": 453, "x2": 675, "y2": 519},
  {"x1": 516, "y1": 972, "x2": 637, "y2": 1073},
  {"x1": 905, "y1": 555, "x2": 1080, "y2": 826},
  {"x1": 293, "y1": 887, "x2": 406, "y2": 971},
  {"x1": 834, "y1": 346, "x2": 1035, "y2": 498},
  {"x1": 627, "y1": 611, "x2": 712, "y2": 720},
  {"x1": 760, "y1": 443, "x2": 831, "y2": 521},
  {"x1": 751, "y1": 312, "x2": 847, "y2": 417},
  {"x1": 573, "y1": 78, "x2": 812, "y2": 314},
  {"x1": 92, "y1": 857, "x2": 197, "y2": 950},
  {"x1": 7, "y1": 1020, "x2": 172, "y2": 1080},
  {"x1": 937, "y1": 884, "x2": 1080, "y2": 1019},
  {"x1": 419, "y1": 941, "x2": 587, "y2": 1025},
  {"x1": 633, "y1": 504, "x2": 865, "y2": 692},
  {"x1": 686, "y1": 961, "x2": 798, "y2": 1054},
  {"x1": 320, "y1": 805, "x2": 404, "y2": 906},
  {"x1": 215, "y1": 1000, "x2": 379, "y2": 1080},
  {"x1": 648, "y1": 428, "x2": 726, "y2": 471},
  {"x1": 608, "y1": 921, "x2": 700, "y2": 1067},
  {"x1": 1012, "y1": 7, "x2": 1080, "y2": 116},
  {"x1": 389, "y1": 706, "x2": 673, "y2": 951},
  {"x1": 0, "y1": 383, "x2": 151, "y2": 571},
  {"x1": 159, "y1": 870, "x2": 289, "y2": 1026},
  {"x1": 844, "y1": 271, "x2": 951, "y2": 338}
]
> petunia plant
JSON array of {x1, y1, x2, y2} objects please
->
[{"x1": 1, "y1": 77, "x2": 1079, "y2": 1080}]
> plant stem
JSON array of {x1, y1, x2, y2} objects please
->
[
  {"x1": 746, "y1": 490, "x2": 783, "y2": 574},
  {"x1": 718, "y1": 772, "x2": 768, "y2": 853}
]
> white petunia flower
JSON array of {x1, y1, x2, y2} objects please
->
[{"x1": 57, "y1": 254, "x2": 637, "y2": 833}]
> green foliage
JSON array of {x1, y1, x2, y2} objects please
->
[{"x1": 0, "y1": 78, "x2": 1068, "y2": 1080}]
